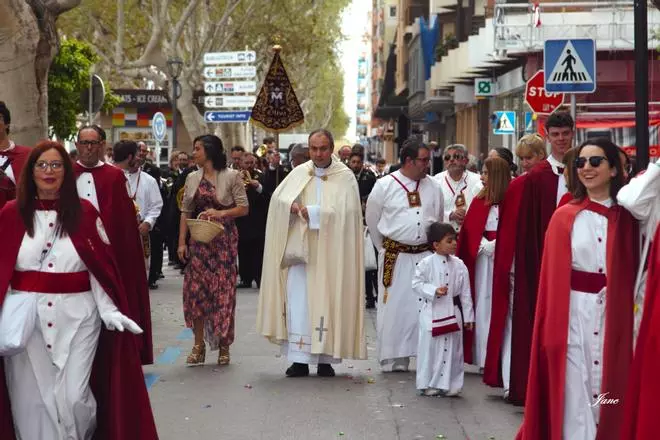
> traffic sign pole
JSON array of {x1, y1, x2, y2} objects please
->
[{"x1": 635, "y1": 0, "x2": 649, "y2": 169}]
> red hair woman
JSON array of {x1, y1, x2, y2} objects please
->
[{"x1": 0, "y1": 141, "x2": 157, "y2": 439}]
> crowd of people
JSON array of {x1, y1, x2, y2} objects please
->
[{"x1": 0, "y1": 93, "x2": 658, "y2": 440}]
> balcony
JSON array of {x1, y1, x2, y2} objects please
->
[{"x1": 493, "y1": 1, "x2": 660, "y2": 53}]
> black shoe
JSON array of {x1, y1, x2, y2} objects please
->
[
  {"x1": 149, "y1": 282, "x2": 159, "y2": 290},
  {"x1": 236, "y1": 282, "x2": 252, "y2": 289},
  {"x1": 158, "y1": 273, "x2": 165, "y2": 279},
  {"x1": 167, "y1": 261, "x2": 174, "y2": 266},
  {"x1": 285, "y1": 363, "x2": 309, "y2": 377},
  {"x1": 317, "y1": 364, "x2": 335, "y2": 377},
  {"x1": 366, "y1": 299, "x2": 376, "y2": 309}
]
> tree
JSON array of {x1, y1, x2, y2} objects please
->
[
  {"x1": 48, "y1": 38, "x2": 121, "y2": 140},
  {"x1": 58, "y1": 0, "x2": 350, "y2": 147},
  {"x1": 0, "y1": 0, "x2": 82, "y2": 145}
]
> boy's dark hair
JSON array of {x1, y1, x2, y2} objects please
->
[
  {"x1": 0, "y1": 101, "x2": 11, "y2": 134},
  {"x1": 263, "y1": 136, "x2": 275, "y2": 145},
  {"x1": 427, "y1": 222, "x2": 456, "y2": 245},
  {"x1": 112, "y1": 140, "x2": 138, "y2": 163},
  {"x1": 545, "y1": 112, "x2": 574, "y2": 131}
]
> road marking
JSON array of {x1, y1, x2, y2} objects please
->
[
  {"x1": 177, "y1": 328, "x2": 193, "y2": 340},
  {"x1": 145, "y1": 373, "x2": 160, "y2": 390},
  {"x1": 156, "y1": 347, "x2": 182, "y2": 365}
]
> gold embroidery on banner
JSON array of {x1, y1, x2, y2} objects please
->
[{"x1": 381, "y1": 237, "x2": 432, "y2": 290}]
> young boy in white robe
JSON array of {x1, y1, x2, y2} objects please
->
[{"x1": 412, "y1": 222, "x2": 474, "y2": 396}]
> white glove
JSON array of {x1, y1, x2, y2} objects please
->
[
  {"x1": 99, "y1": 310, "x2": 143, "y2": 334},
  {"x1": 480, "y1": 239, "x2": 496, "y2": 257}
]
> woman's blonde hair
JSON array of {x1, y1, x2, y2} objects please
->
[
  {"x1": 478, "y1": 157, "x2": 511, "y2": 205},
  {"x1": 515, "y1": 134, "x2": 547, "y2": 160}
]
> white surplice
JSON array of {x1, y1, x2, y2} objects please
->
[
  {"x1": 124, "y1": 170, "x2": 163, "y2": 229},
  {"x1": 365, "y1": 171, "x2": 443, "y2": 365},
  {"x1": 563, "y1": 199, "x2": 611, "y2": 440},
  {"x1": 473, "y1": 205, "x2": 499, "y2": 369},
  {"x1": 617, "y1": 162, "x2": 660, "y2": 344},
  {"x1": 281, "y1": 166, "x2": 341, "y2": 365},
  {"x1": 75, "y1": 160, "x2": 105, "y2": 211},
  {"x1": 546, "y1": 155, "x2": 569, "y2": 206},
  {"x1": 412, "y1": 253, "x2": 474, "y2": 392},
  {"x1": 432, "y1": 170, "x2": 482, "y2": 231},
  {"x1": 3, "y1": 210, "x2": 120, "y2": 440}
]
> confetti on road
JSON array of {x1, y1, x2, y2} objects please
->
[
  {"x1": 391, "y1": 403, "x2": 405, "y2": 408},
  {"x1": 202, "y1": 404, "x2": 212, "y2": 408},
  {"x1": 338, "y1": 432, "x2": 344, "y2": 436},
  {"x1": 244, "y1": 384, "x2": 253, "y2": 389},
  {"x1": 367, "y1": 377, "x2": 376, "y2": 384}
]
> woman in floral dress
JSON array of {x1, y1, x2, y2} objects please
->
[{"x1": 177, "y1": 135, "x2": 248, "y2": 366}]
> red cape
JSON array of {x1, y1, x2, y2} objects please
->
[
  {"x1": 0, "y1": 200, "x2": 158, "y2": 440},
  {"x1": 621, "y1": 226, "x2": 660, "y2": 439},
  {"x1": 483, "y1": 174, "x2": 526, "y2": 392},
  {"x1": 456, "y1": 196, "x2": 490, "y2": 365},
  {"x1": 516, "y1": 199, "x2": 638, "y2": 440},
  {"x1": 74, "y1": 163, "x2": 153, "y2": 364},
  {"x1": 557, "y1": 191, "x2": 573, "y2": 208},
  {"x1": 0, "y1": 145, "x2": 31, "y2": 210}
]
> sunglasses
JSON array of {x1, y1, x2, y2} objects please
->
[
  {"x1": 444, "y1": 154, "x2": 465, "y2": 161},
  {"x1": 575, "y1": 156, "x2": 608, "y2": 169}
]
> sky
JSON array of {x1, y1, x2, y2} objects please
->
[{"x1": 339, "y1": 0, "x2": 371, "y2": 142}]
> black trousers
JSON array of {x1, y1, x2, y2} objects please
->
[
  {"x1": 148, "y1": 229, "x2": 164, "y2": 284},
  {"x1": 365, "y1": 270, "x2": 378, "y2": 302},
  {"x1": 238, "y1": 237, "x2": 265, "y2": 287}
]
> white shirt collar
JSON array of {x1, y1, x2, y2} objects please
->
[
  {"x1": 77, "y1": 160, "x2": 104, "y2": 169},
  {"x1": 547, "y1": 155, "x2": 564, "y2": 175},
  {"x1": 0, "y1": 140, "x2": 15, "y2": 154}
]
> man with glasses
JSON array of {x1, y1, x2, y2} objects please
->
[
  {"x1": 0, "y1": 101, "x2": 31, "y2": 210},
  {"x1": 485, "y1": 112, "x2": 574, "y2": 405},
  {"x1": 72, "y1": 125, "x2": 153, "y2": 365},
  {"x1": 432, "y1": 144, "x2": 482, "y2": 232},
  {"x1": 366, "y1": 139, "x2": 444, "y2": 372}
]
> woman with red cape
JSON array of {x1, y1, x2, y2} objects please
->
[
  {"x1": 456, "y1": 157, "x2": 511, "y2": 376},
  {"x1": 516, "y1": 138, "x2": 638, "y2": 440},
  {"x1": 0, "y1": 141, "x2": 157, "y2": 439}
]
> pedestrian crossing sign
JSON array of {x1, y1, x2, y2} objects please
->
[
  {"x1": 493, "y1": 111, "x2": 516, "y2": 135},
  {"x1": 544, "y1": 39, "x2": 596, "y2": 94},
  {"x1": 525, "y1": 112, "x2": 534, "y2": 133}
]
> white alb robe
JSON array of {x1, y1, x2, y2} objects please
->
[
  {"x1": 432, "y1": 170, "x2": 482, "y2": 231},
  {"x1": 365, "y1": 171, "x2": 443, "y2": 365},
  {"x1": 281, "y1": 166, "x2": 341, "y2": 365},
  {"x1": 473, "y1": 205, "x2": 499, "y2": 369},
  {"x1": 617, "y1": 162, "x2": 660, "y2": 344},
  {"x1": 412, "y1": 254, "x2": 473, "y2": 392},
  {"x1": 563, "y1": 199, "x2": 611, "y2": 440},
  {"x1": 3, "y1": 209, "x2": 119, "y2": 440}
]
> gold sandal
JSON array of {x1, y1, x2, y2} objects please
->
[
  {"x1": 186, "y1": 344, "x2": 206, "y2": 366},
  {"x1": 217, "y1": 346, "x2": 230, "y2": 365}
]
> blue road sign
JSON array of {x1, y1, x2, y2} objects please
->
[
  {"x1": 493, "y1": 111, "x2": 516, "y2": 135},
  {"x1": 204, "y1": 111, "x2": 251, "y2": 123},
  {"x1": 544, "y1": 39, "x2": 596, "y2": 93},
  {"x1": 151, "y1": 112, "x2": 166, "y2": 143},
  {"x1": 525, "y1": 112, "x2": 534, "y2": 133}
]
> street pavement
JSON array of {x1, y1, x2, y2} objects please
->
[{"x1": 144, "y1": 262, "x2": 523, "y2": 440}]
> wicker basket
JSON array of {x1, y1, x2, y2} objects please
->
[{"x1": 186, "y1": 213, "x2": 225, "y2": 243}]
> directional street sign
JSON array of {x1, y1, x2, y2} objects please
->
[
  {"x1": 203, "y1": 66, "x2": 257, "y2": 80},
  {"x1": 525, "y1": 70, "x2": 565, "y2": 115},
  {"x1": 203, "y1": 81, "x2": 257, "y2": 94},
  {"x1": 204, "y1": 111, "x2": 252, "y2": 123},
  {"x1": 475, "y1": 78, "x2": 496, "y2": 97},
  {"x1": 544, "y1": 39, "x2": 596, "y2": 93},
  {"x1": 151, "y1": 112, "x2": 167, "y2": 143},
  {"x1": 493, "y1": 111, "x2": 516, "y2": 135},
  {"x1": 203, "y1": 51, "x2": 256, "y2": 65},
  {"x1": 204, "y1": 95, "x2": 256, "y2": 109}
]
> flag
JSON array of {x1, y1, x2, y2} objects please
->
[{"x1": 250, "y1": 48, "x2": 304, "y2": 132}]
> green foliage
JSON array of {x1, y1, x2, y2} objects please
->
[{"x1": 48, "y1": 38, "x2": 99, "y2": 140}]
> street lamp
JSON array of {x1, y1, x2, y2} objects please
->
[{"x1": 166, "y1": 56, "x2": 183, "y2": 158}]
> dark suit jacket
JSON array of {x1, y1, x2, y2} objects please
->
[
  {"x1": 235, "y1": 171, "x2": 269, "y2": 241},
  {"x1": 262, "y1": 165, "x2": 290, "y2": 197}
]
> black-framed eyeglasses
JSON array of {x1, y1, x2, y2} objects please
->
[
  {"x1": 444, "y1": 154, "x2": 465, "y2": 161},
  {"x1": 35, "y1": 161, "x2": 64, "y2": 172},
  {"x1": 575, "y1": 156, "x2": 608, "y2": 169},
  {"x1": 77, "y1": 140, "x2": 101, "y2": 147}
]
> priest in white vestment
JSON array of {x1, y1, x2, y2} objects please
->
[
  {"x1": 413, "y1": 222, "x2": 474, "y2": 396},
  {"x1": 432, "y1": 144, "x2": 482, "y2": 231},
  {"x1": 257, "y1": 129, "x2": 366, "y2": 378},
  {"x1": 617, "y1": 161, "x2": 660, "y2": 343},
  {"x1": 365, "y1": 139, "x2": 443, "y2": 372}
]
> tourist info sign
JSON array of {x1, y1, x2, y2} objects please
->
[
  {"x1": 204, "y1": 81, "x2": 257, "y2": 94},
  {"x1": 543, "y1": 39, "x2": 596, "y2": 93},
  {"x1": 203, "y1": 51, "x2": 256, "y2": 65},
  {"x1": 204, "y1": 96, "x2": 256, "y2": 109},
  {"x1": 203, "y1": 66, "x2": 256, "y2": 80},
  {"x1": 204, "y1": 111, "x2": 252, "y2": 123}
]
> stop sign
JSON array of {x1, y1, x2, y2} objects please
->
[{"x1": 525, "y1": 70, "x2": 564, "y2": 115}]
